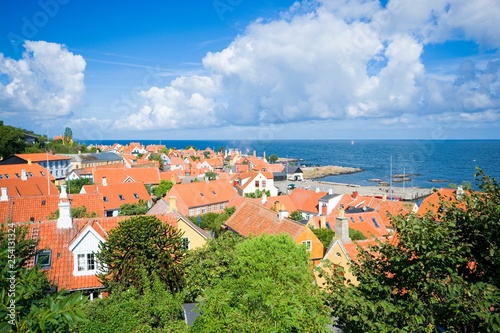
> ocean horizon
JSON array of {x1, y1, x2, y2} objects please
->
[{"x1": 79, "y1": 139, "x2": 500, "y2": 190}]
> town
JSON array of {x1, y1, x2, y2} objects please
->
[{"x1": 1, "y1": 129, "x2": 498, "y2": 332}]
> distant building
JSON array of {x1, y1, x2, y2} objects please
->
[{"x1": 0, "y1": 153, "x2": 71, "y2": 184}]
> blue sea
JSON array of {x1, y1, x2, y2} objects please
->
[{"x1": 81, "y1": 139, "x2": 500, "y2": 189}]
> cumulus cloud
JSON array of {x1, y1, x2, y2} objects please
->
[
  {"x1": 118, "y1": 0, "x2": 499, "y2": 131},
  {"x1": 0, "y1": 41, "x2": 86, "y2": 120}
]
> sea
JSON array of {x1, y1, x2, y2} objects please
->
[{"x1": 81, "y1": 139, "x2": 500, "y2": 190}]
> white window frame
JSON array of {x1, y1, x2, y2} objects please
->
[{"x1": 302, "y1": 240, "x2": 312, "y2": 251}]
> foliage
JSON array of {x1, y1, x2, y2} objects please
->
[
  {"x1": 67, "y1": 178, "x2": 93, "y2": 194},
  {"x1": 76, "y1": 271, "x2": 187, "y2": 333},
  {"x1": 312, "y1": 228, "x2": 367, "y2": 248},
  {"x1": 152, "y1": 180, "x2": 173, "y2": 198},
  {"x1": 322, "y1": 169, "x2": 500, "y2": 332},
  {"x1": 203, "y1": 151, "x2": 210, "y2": 159},
  {"x1": 267, "y1": 153, "x2": 279, "y2": 163},
  {"x1": 217, "y1": 146, "x2": 225, "y2": 154},
  {"x1": 97, "y1": 216, "x2": 185, "y2": 294},
  {"x1": 289, "y1": 210, "x2": 303, "y2": 221},
  {"x1": 185, "y1": 145, "x2": 196, "y2": 150},
  {"x1": 204, "y1": 171, "x2": 217, "y2": 181},
  {"x1": 0, "y1": 121, "x2": 27, "y2": 159},
  {"x1": 187, "y1": 207, "x2": 235, "y2": 235},
  {"x1": 182, "y1": 232, "x2": 243, "y2": 302},
  {"x1": 244, "y1": 188, "x2": 271, "y2": 198},
  {"x1": 63, "y1": 127, "x2": 73, "y2": 145},
  {"x1": 191, "y1": 234, "x2": 331, "y2": 332},
  {"x1": 47, "y1": 206, "x2": 98, "y2": 220},
  {"x1": 148, "y1": 153, "x2": 165, "y2": 169},
  {"x1": 0, "y1": 224, "x2": 87, "y2": 332},
  {"x1": 119, "y1": 199, "x2": 149, "y2": 216},
  {"x1": 349, "y1": 228, "x2": 366, "y2": 241}
]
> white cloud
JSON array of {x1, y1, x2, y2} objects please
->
[
  {"x1": 0, "y1": 41, "x2": 86, "y2": 119},
  {"x1": 118, "y1": 0, "x2": 499, "y2": 132}
]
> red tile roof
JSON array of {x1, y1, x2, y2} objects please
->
[
  {"x1": 417, "y1": 188, "x2": 460, "y2": 217},
  {"x1": 82, "y1": 183, "x2": 150, "y2": 211},
  {"x1": 93, "y1": 167, "x2": 160, "y2": 186},
  {"x1": 14, "y1": 153, "x2": 70, "y2": 162},
  {"x1": 290, "y1": 188, "x2": 328, "y2": 214},
  {"x1": 0, "y1": 177, "x2": 59, "y2": 197},
  {"x1": 0, "y1": 164, "x2": 55, "y2": 181}
]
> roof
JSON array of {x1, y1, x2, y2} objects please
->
[
  {"x1": 93, "y1": 167, "x2": 160, "y2": 186},
  {"x1": 0, "y1": 193, "x2": 105, "y2": 223},
  {"x1": 417, "y1": 188, "x2": 460, "y2": 217},
  {"x1": 0, "y1": 177, "x2": 59, "y2": 197},
  {"x1": 82, "y1": 182, "x2": 150, "y2": 211},
  {"x1": 258, "y1": 195, "x2": 298, "y2": 213},
  {"x1": 168, "y1": 179, "x2": 237, "y2": 212},
  {"x1": 0, "y1": 164, "x2": 55, "y2": 181},
  {"x1": 224, "y1": 200, "x2": 304, "y2": 240},
  {"x1": 290, "y1": 188, "x2": 328, "y2": 214},
  {"x1": 14, "y1": 153, "x2": 71, "y2": 162}
]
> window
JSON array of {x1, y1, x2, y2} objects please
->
[
  {"x1": 201, "y1": 207, "x2": 206, "y2": 214},
  {"x1": 35, "y1": 250, "x2": 52, "y2": 269},
  {"x1": 77, "y1": 253, "x2": 96, "y2": 272},
  {"x1": 15, "y1": 173, "x2": 20, "y2": 178},
  {"x1": 133, "y1": 193, "x2": 139, "y2": 199},
  {"x1": 213, "y1": 204, "x2": 218, "y2": 211},
  {"x1": 4, "y1": 174, "x2": 9, "y2": 179},
  {"x1": 262, "y1": 180, "x2": 266, "y2": 188},
  {"x1": 220, "y1": 203, "x2": 224, "y2": 210},
  {"x1": 255, "y1": 180, "x2": 259, "y2": 187},
  {"x1": 118, "y1": 194, "x2": 125, "y2": 200},
  {"x1": 27, "y1": 172, "x2": 33, "y2": 177},
  {"x1": 41, "y1": 200, "x2": 46, "y2": 205},
  {"x1": 208, "y1": 205, "x2": 212, "y2": 212},
  {"x1": 350, "y1": 217, "x2": 355, "y2": 223},
  {"x1": 372, "y1": 218, "x2": 380, "y2": 228},
  {"x1": 0, "y1": 175, "x2": 2, "y2": 179},
  {"x1": 196, "y1": 207, "x2": 201, "y2": 215},
  {"x1": 103, "y1": 196, "x2": 108, "y2": 202},
  {"x1": 40, "y1": 171, "x2": 45, "y2": 176},
  {"x1": 302, "y1": 240, "x2": 312, "y2": 251},
  {"x1": 359, "y1": 216, "x2": 364, "y2": 222},
  {"x1": 189, "y1": 208, "x2": 194, "y2": 216},
  {"x1": 181, "y1": 237, "x2": 190, "y2": 251},
  {"x1": 200, "y1": 193, "x2": 204, "y2": 197}
]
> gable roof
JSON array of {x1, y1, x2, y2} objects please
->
[
  {"x1": 12, "y1": 153, "x2": 71, "y2": 162},
  {"x1": 0, "y1": 177, "x2": 59, "y2": 197},
  {"x1": 82, "y1": 182, "x2": 150, "y2": 211},
  {"x1": 93, "y1": 167, "x2": 160, "y2": 186},
  {"x1": 290, "y1": 188, "x2": 328, "y2": 214},
  {"x1": 0, "y1": 164, "x2": 55, "y2": 181},
  {"x1": 417, "y1": 188, "x2": 460, "y2": 217},
  {"x1": 168, "y1": 179, "x2": 237, "y2": 212},
  {"x1": 224, "y1": 200, "x2": 304, "y2": 240}
]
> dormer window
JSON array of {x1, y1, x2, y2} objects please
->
[
  {"x1": 372, "y1": 218, "x2": 380, "y2": 228},
  {"x1": 40, "y1": 171, "x2": 45, "y2": 176},
  {"x1": 4, "y1": 174, "x2": 9, "y2": 179},
  {"x1": 0, "y1": 175, "x2": 3, "y2": 179},
  {"x1": 118, "y1": 195, "x2": 125, "y2": 200},
  {"x1": 77, "y1": 253, "x2": 96, "y2": 272}
]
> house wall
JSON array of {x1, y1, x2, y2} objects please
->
[
  {"x1": 295, "y1": 227, "x2": 325, "y2": 267},
  {"x1": 177, "y1": 219, "x2": 207, "y2": 250},
  {"x1": 242, "y1": 173, "x2": 278, "y2": 196},
  {"x1": 315, "y1": 241, "x2": 359, "y2": 287}
]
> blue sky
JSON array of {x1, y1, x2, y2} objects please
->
[{"x1": 0, "y1": 0, "x2": 499, "y2": 141}]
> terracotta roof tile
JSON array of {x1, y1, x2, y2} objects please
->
[
  {"x1": 93, "y1": 167, "x2": 160, "y2": 186},
  {"x1": 290, "y1": 188, "x2": 328, "y2": 214}
]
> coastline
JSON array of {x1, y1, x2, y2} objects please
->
[{"x1": 301, "y1": 165, "x2": 363, "y2": 179}]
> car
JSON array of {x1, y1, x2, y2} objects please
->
[{"x1": 287, "y1": 183, "x2": 296, "y2": 190}]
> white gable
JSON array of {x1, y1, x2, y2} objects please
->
[{"x1": 69, "y1": 226, "x2": 105, "y2": 253}]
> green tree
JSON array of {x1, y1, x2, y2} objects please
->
[
  {"x1": 204, "y1": 171, "x2": 217, "y2": 181},
  {"x1": 311, "y1": 228, "x2": 367, "y2": 248},
  {"x1": 77, "y1": 271, "x2": 187, "y2": 333},
  {"x1": 244, "y1": 188, "x2": 271, "y2": 198},
  {"x1": 183, "y1": 232, "x2": 242, "y2": 302},
  {"x1": 289, "y1": 210, "x2": 303, "y2": 221},
  {"x1": 217, "y1": 146, "x2": 225, "y2": 154},
  {"x1": 0, "y1": 121, "x2": 27, "y2": 159},
  {"x1": 191, "y1": 234, "x2": 331, "y2": 332},
  {"x1": 118, "y1": 199, "x2": 149, "y2": 216},
  {"x1": 322, "y1": 169, "x2": 500, "y2": 332},
  {"x1": 267, "y1": 153, "x2": 279, "y2": 163},
  {"x1": 63, "y1": 127, "x2": 73, "y2": 145},
  {"x1": 0, "y1": 225, "x2": 87, "y2": 332},
  {"x1": 187, "y1": 207, "x2": 235, "y2": 235},
  {"x1": 148, "y1": 153, "x2": 165, "y2": 169},
  {"x1": 97, "y1": 216, "x2": 185, "y2": 293},
  {"x1": 47, "y1": 206, "x2": 98, "y2": 220},
  {"x1": 153, "y1": 180, "x2": 173, "y2": 198},
  {"x1": 67, "y1": 178, "x2": 93, "y2": 194}
]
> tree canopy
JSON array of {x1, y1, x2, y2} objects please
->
[
  {"x1": 321, "y1": 169, "x2": 500, "y2": 332},
  {"x1": 97, "y1": 216, "x2": 185, "y2": 293},
  {"x1": 118, "y1": 199, "x2": 149, "y2": 216},
  {"x1": 153, "y1": 180, "x2": 173, "y2": 198},
  {"x1": 0, "y1": 121, "x2": 27, "y2": 159},
  {"x1": 191, "y1": 234, "x2": 331, "y2": 332}
]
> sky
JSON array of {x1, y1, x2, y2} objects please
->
[{"x1": 0, "y1": 0, "x2": 499, "y2": 141}]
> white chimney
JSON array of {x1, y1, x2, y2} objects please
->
[
  {"x1": 21, "y1": 169, "x2": 27, "y2": 181},
  {"x1": 57, "y1": 199, "x2": 72, "y2": 229},
  {"x1": 102, "y1": 177, "x2": 107, "y2": 186},
  {"x1": 0, "y1": 187, "x2": 8, "y2": 201},
  {"x1": 261, "y1": 193, "x2": 268, "y2": 205},
  {"x1": 456, "y1": 185, "x2": 464, "y2": 199},
  {"x1": 60, "y1": 184, "x2": 68, "y2": 199},
  {"x1": 335, "y1": 212, "x2": 350, "y2": 243},
  {"x1": 278, "y1": 210, "x2": 288, "y2": 220},
  {"x1": 315, "y1": 187, "x2": 320, "y2": 193},
  {"x1": 328, "y1": 188, "x2": 333, "y2": 195}
]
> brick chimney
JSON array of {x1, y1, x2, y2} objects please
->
[
  {"x1": 320, "y1": 214, "x2": 326, "y2": 228},
  {"x1": 0, "y1": 187, "x2": 8, "y2": 201},
  {"x1": 352, "y1": 191, "x2": 358, "y2": 199},
  {"x1": 335, "y1": 207, "x2": 350, "y2": 243},
  {"x1": 57, "y1": 185, "x2": 72, "y2": 229},
  {"x1": 169, "y1": 195, "x2": 177, "y2": 212}
]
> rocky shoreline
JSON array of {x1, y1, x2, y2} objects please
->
[{"x1": 301, "y1": 165, "x2": 363, "y2": 179}]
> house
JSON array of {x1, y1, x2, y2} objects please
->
[
  {"x1": 0, "y1": 177, "x2": 59, "y2": 198},
  {"x1": 289, "y1": 188, "x2": 328, "y2": 220},
  {"x1": 0, "y1": 164, "x2": 55, "y2": 181},
  {"x1": 286, "y1": 166, "x2": 304, "y2": 181},
  {"x1": 167, "y1": 179, "x2": 238, "y2": 217},
  {"x1": 93, "y1": 167, "x2": 161, "y2": 186},
  {"x1": 417, "y1": 187, "x2": 463, "y2": 218},
  {"x1": 62, "y1": 152, "x2": 124, "y2": 170},
  {"x1": 67, "y1": 168, "x2": 94, "y2": 181},
  {"x1": 81, "y1": 182, "x2": 151, "y2": 217},
  {"x1": 224, "y1": 200, "x2": 325, "y2": 266},
  {"x1": 0, "y1": 153, "x2": 71, "y2": 184},
  {"x1": 147, "y1": 198, "x2": 212, "y2": 250},
  {"x1": 236, "y1": 171, "x2": 278, "y2": 197}
]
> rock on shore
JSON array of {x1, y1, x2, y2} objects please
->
[{"x1": 302, "y1": 165, "x2": 363, "y2": 179}]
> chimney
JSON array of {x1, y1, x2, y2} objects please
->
[
  {"x1": 382, "y1": 194, "x2": 387, "y2": 202},
  {"x1": 0, "y1": 187, "x2": 8, "y2": 201},
  {"x1": 456, "y1": 185, "x2": 464, "y2": 199},
  {"x1": 263, "y1": 151, "x2": 266, "y2": 160},
  {"x1": 102, "y1": 177, "x2": 107, "y2": 187},
  {"x1": 315, "y1": 187, "x2": 320, "y2": 193},
  {"x1": 21, "y1": 169, "x2": 27, "y2": 181},
  {"x1": 278, "y1": 209, "x2": 288, "y2": 220},
  {"x1": 328, "y1": 188, "x2": 333, "y2": 195},
  {"x1": 253, "y1": 150, "x2": 256, "y2": 157},
  {"x1": 320, "y1": 214, "x2": 326, "y2": 228},
  {"x1": 335, "y1": 210, "x2": 350, "y2": 243},
  {"x1": 352, "y1": 191, "x2": 358, "y2": 199},
  {"x1": 169, "y1": 195, "x2": 177, "y2": 212},
  {"x1": 261, "y1": 193, "x2": 268, "y2": 205},
  {"x1": 57, "y1": 186, "x2": 72, "y2": 228}
]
